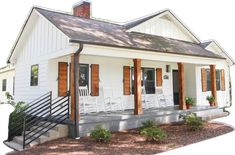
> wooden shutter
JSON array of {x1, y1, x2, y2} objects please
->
[
  {"x1": 58, "y1": 62, "x2": 68, "y2": 96},
  {"x1": 156, "y1": 68, "x2": 162, "y2": 87},
  {"x1": 201, "y1": 68, "x2": 207, "y2": 92},
  {"x1": 123, "y1": 66, "x2": 131, "y2": 95},
  {"x1": 91, "y1": 64, "x2": 99, "y2": 96},
  {"x1": 221, "y1": 69, "x2": 225, "y2": 91}
]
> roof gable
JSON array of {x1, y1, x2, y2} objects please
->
[
  {"x1": 201, "y1": 40, "x2": 234, "y2": 65},
  {"x1": 125, "y1": 10, "x2": 200, "y2": 43}
]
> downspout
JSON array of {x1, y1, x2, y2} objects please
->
[
  {"x1": 221, "y1": 65, "x2": 232, "y2": 116},
  {"x1": 74, "y1": 42, "x2": 83, "y2": 138}
]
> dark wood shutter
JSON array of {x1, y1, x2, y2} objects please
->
[
  {"x1": 201, "y1": 68, "x2": 207, "y2": 92},
  {"x1": 156, "y1": 68, "x2": 162, "y2": 87},
  {"x1": 58, "y1": 62, "x2": 68, "y2": 96},
  {"x1": 221, "y1": 69, "x2": 225, "y2": 91},
  {"x1": 91, "y1": 64, "x2": 99, "y2": 96},
  {"x1": 123, "y1": 66, "x2": 131, "y2": 95}
]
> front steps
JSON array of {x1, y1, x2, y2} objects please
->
[{"x1": 4, "y1": 122, "x2": 68, "y2": 151}]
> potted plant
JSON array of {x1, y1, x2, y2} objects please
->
[
  {"x1": 185, "y1": 97, "x2": 195, "y2": 109},
  {"x1": 206, "y1": 95, "x2": 215, "y2": 107}
]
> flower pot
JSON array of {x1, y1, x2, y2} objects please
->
[
  {"x1": 209, "y1": 101, "x2": 214, "y2": 107},
  {"x1": 186, "y1": 104, "x2": 192, "y2": 109}
]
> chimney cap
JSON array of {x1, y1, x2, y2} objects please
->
[{"x1": 73, "y1": 0, "x2": 91, "y2": 8}]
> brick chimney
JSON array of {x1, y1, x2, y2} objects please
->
[{"x1": 73, "y1": 0, "x2": 91, "y2": 18}]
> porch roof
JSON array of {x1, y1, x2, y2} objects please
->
[{"x1": 36, "y1": 7, "x2": 225, "y2": 60}]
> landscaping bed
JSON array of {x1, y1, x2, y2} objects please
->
[{"x1": 7, "y1": 122, "x2": 233, "y2": 155}]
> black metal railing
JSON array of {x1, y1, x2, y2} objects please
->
[
  {"x1": 22, "y1": 92, "x2": 70, "y2": 149},
  {"x1": 7, "y1": 91, "x2": 52, "y2": 141}
]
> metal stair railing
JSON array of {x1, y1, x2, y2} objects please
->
[
  {"x1": 7, "y1": 91, "x2": 52, "y2": 141},
  {"x1": 22, "y1": 92, "x2": 70, "y2": 149}
]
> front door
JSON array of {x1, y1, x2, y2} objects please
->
[{"x1": 173, "y1": 70, "x2": 179, "y2": 105}]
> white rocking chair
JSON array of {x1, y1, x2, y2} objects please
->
[
  {"x1": 79, "y1": 85, "x2": 98, "y2": 114},
  {"x1": 141, "y1": 86, "x2": 155, "y2": 109},
  {"x1": 102, "y1": 86, "x2": 124, "y2": 112},
  {"x1": 155, "y1": 87, "x2": 173, "y2": 107}
]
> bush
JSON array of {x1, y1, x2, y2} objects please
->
[
  {"x1": 8, "y1": 101, "x2": 27, "y2": 140},
  {"x1": 90, "y1": 125, "x2": 111, "y2": 143},
  {"x1": 140, "y1": 120, "x2": 155, "y2": 131},
  {"x1": 180, "y1": 113, "x2": 206, "y2": 131},
  {"x1": 140, "y1": 127, "x2": 167, "y2": 142},
  {"x1": 4, "y1": 93, "x2": 28, "y2": 141}
]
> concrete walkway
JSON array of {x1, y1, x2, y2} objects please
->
[{"x1": 160, "y1": 106, "x2": 235, "y2": 155}]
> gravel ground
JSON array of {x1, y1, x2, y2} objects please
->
[{"x1": 7, "y1": 122, "x2": 233, "y2": 155}]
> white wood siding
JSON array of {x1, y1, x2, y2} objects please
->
[
  {"x1": 48, "y1": 55, "x2": 177, "y2": 111},
  {"x1": 195, "y1": 61, "x2": 230, "y2": 107},
  {"x1": 130, "y1": 15, "x2": 196, "y2": 42},
  {"x1": 0, "y1": 69, "x2": 15, "y2": 102},
  {"x1": 14, "y1": 10, "x2": 69, "y2": 103}
]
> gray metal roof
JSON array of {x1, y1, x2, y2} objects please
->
[{"x1": 36, "y1": 7, "x2": 224, "y2": 59}]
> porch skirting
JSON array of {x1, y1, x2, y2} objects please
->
[{"x1": 67, "y1": 106, "x2": 227, "y2": 137}]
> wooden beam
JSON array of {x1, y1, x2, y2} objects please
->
[
  {"x1": 178, "y1": 63, "x2": 186, "y2": 110},
  {"x1": 70, "y1": 54, "x2": 80, "y2": 120},
  {"x1": 133, "y1": 59, "x2": 143, "y2": 115},
  {"x1": 210, "y1": 65, "x2": 217, "y2": 106}
]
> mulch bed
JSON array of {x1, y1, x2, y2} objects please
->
[{"x1": 7, "y1": 122, "x2": 233, "y2": 155}]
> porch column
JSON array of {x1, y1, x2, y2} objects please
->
[
  {"x1": 133, "y1": 59, "x2": 143, "y2": 115},
  {"x1": 70, "y1": 54, "x2": 80, "y2": 121},
  {"x1": 210, "y1": 65, "x2": 217, "y2": 106},
  {"x1": 178, "y1": 62, "x2": 186, "y2": 110}
]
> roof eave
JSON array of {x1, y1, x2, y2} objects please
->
[{"x1": 69, "y1": 39, "x2": 226, "y2": 60}]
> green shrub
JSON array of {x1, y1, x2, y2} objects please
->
[
  {"x1": 8, "y1": 101, "x2": 27, "y2": 140},
  {"x1": 90, "y1": 125, "x2": 111, "y2": 143},
  {"x1": 140, "y1": 127, "x2": 167, "y2": 142},
  {"x1": 140, "y1": 120, "x2": 155, "y2": 131},
  {"x1": 4, "y1": 93, "x2": 28, "y2": 141},
  {"x1": 180, "y1": 113, "x2": 206, "y2": 131}
]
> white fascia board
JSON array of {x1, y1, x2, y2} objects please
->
[{"x1": 80, "y1": 44, "x2": 224, "y2": 65}]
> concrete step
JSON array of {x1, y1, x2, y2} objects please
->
[
  {"x1": 4, "y1": 141, "x2": 23, "y2": 151},
  {"x1": 13, "y1": 136, "x2": 39, "y2": 146}
]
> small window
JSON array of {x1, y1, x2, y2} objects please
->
[
  {"x1": 30, "y1": 64, "x2": 38, "y2": 86},
  {"x1": 79, "y1": 64, "x2": 89, "y2": 87},
  {"x1": 2, "y1": 79, "x2": 7, "y2": 91}
]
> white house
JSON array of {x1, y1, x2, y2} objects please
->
[
  {"x1": 4, "y1": 0, "x2": 234, "y2": 150},
  {"x1": 0, "y1": 65, "x2": 15, "y2": 103}
]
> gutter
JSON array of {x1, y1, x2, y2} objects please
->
[
  {"x1": 73, "y1": 42, "x2": 83, "y2": 139},
  {"x1": 220, "y1": 65, "x2": 232, "y2": 116}
]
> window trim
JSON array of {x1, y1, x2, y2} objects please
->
[
  {"x1": 2, "y1": 79, "x2": 7, "y2": 92},
  {"x1": 30, "y1": 64, "x2": 39, "y2": 86},
  {"x1": 205, "y1": 69, "x2": 222, "y2": 91},
  {"x1": 131, "y1": 67, "x2": 156, "y2": 94},
  {"x1": 79, "y1": 63, "x2": 89, "y2": 88}
]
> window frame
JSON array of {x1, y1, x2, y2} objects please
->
[
  {"x1": 205, "y1": 69, "x2": 222, "y2": 91},
  {"x1": 131, "y1": 67, "x2": 156, "y2": 94},
  {"x1": 30, "y1": 64, "x2": 39, "y2": 86},
  {"x1": 79, "y1": 63, "x2": 89, "y2": 88},
  {"x1": 2, "y1": 79, "x2": 7, "y2": 91}
]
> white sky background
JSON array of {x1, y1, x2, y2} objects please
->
[{"x1": 0, "y1": 0, "x2": 234, "y2": 67}]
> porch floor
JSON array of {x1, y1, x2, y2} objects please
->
[
  {"x1": 78, "y1": 105, "x2": 220, "y2": 123},
  {"x1": 67, "y1": 105, "x2": 227, "y2": 137}
]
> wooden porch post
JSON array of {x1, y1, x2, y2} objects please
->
[
  {"x1": 70, "y1": 54, "x2": 80, "y2": 120},
  {"x1": 178, "y1": 62, "x2": 186, "y2": 110},
  {"x1": 133, "y1": 59, "x2": 143, "y2": 115},
  {"x1": 210, "y1": 65, "x2": 217, "y2": 106}
]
